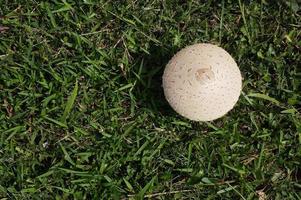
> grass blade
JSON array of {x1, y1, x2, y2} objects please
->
[
  {"x1": 137, "y1": 176, "x2": 157, "y2": 199},
  {"x1": 60, "y1": 143, "x2": 76, "y2": 166},
  {"x1": 42, "y1": 2, "x2": 57, "y2": 28},
  {"x1": 123, "y1": 178, "x2": 134, "y2": 192},
  {"x1": 247, "y1": 93, "x2": 280, "y2": 105},
  {"x1": 44, "y1": 116, "x2": 67, "y2": 128},
  {"x1": 61, "y1": 80, "x2": 78, "y2": 123}
]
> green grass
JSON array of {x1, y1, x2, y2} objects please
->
[{"x1": 0, "y1": 0, "x2": 301, "y2": 199}]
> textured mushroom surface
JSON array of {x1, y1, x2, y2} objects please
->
[{"x1": 162, "y1": 43, "x2": 242, "y2": 121}]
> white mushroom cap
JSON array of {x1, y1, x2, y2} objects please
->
[{"x1": 162, "y1": 43, "x2": 242, "y2": 121}]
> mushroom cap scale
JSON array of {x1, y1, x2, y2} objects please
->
[{"x1": 163, "y1": 43, "x2": 242, "y2": 121}]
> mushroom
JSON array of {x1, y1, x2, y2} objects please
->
[{"x1": 162, "y1": 43, "x2": 242, "y2": 121}]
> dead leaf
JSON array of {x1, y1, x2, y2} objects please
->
[
  {"x1": 236, "y1": 15, "x2": 241, "y2": 24},
  {"x1": 0, "y1": 26, "x2": 9, "y2": 33},
  {"x1": 3, "y1": 98, "x2": 13, "y2": 117},
  {"x1": 241, "y1": 154, "x2": 258, "y2": 165},
  {"x1": 257, "y1": 190, "x2": 267, "y2": 200},
  {"x1": 119, "y1": 63, "x2": 126, "y2": 76}
]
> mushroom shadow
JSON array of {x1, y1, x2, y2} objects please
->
[{"x1": 131, "y1": 43, "x2": 178, "y2": 117}]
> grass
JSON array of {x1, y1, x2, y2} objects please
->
[{"x1": 0, "y1": 0, "x2": 300, "y2": 199}]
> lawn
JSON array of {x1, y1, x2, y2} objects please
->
[{"x1": 0, "y1": 0, "x2": 301, "y2": 199}]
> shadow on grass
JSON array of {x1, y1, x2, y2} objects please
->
[{"x1": 132, "y1": 43, "x2": 178, "y2": 118}]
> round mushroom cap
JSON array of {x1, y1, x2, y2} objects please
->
[{"x1": 162, "y1": 43, "x2": 242, "y2": 121}]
